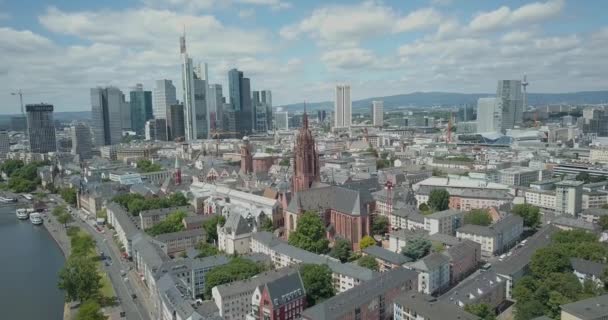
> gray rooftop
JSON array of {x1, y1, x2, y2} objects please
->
[
  {"x1": 440, "y1": 271, "x2": 507, "y2": 307},
  {"x1": 581, "y1": 208, "x2": 608, "y2": 217},
  {"x1": 363, "y1": 245, "x2": 412, "y2": 265},
  {"x1": 570, "y1": 257, "x2": 607, "y2": 278},
  {"x1": 153, "y1": 228, "x2": 206, "y2": 242},
  {"x1": 106, "y1": 202, "x2": 140, "y2": 238},
  {"x1": 139, "y1": 205, "x2": 193, "y2": 217},
  {"x1": 457, "y1": 214, "x2": 523, "y2": 238},
  {"x1": 493, "y1": 225, "x2": 559, "y2": 276},
  {"x1": 427, "y1": 209, "x2": 465, "y2": 219},
  {"x1": 393, "y1": 293, "x2": 479, "y2": 320},
  {"x1": 286, "y1": 185, "x2": 374, "y2": 216},
  {"x1": 302, "y1": 268, "x2": 418, "y2": 320},
  {"x1": 265, "y1": 271, "x2": 306, "y2": 307},
  {"x1": 553, "y1": 217, "x2": 601, "y2": 232},
  {"x1": 214, "y1": 267, "x2": 298, "y2": 298},
  {"x1": 410, "y1": 252, "x2": 450, "y2": 271},
  {"x1": 561, "y1": 294, "x2": 608, "y2": 319}
]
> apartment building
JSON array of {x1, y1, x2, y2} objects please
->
[{"x1": 456, "y1": 214, "x2": 523, "y2": 258}]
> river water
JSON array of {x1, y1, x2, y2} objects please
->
[{"x1": 0, "y1": 205, "x2": 65, "y2": 319}]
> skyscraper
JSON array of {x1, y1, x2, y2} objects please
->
[
  {"x1": 130, "y1": 84, "x2": 153, "y2": 135},
  {"x1": 497, "y1": 80, "x2": 523, "y2": 131},
  {"x1": 335, "y1": 84, "x2": 352, "y2": 128},
  {"x1": 228, "y1": 68, "x2": 253, "y2": 137},
  {"x1": 26, "y1": 103, "x2": 57, "y2": 153},
  {"x1": 372, "y1": 100, "x2": 384, "y2": 127},
  {"x1": 207, "y1": 84, "x2": 224, "y2": 132},
  {"x1": 252, "y1": 91, "x2": 267, "y2": 132},
  {"x1": 91, "y1": 87, "x2": 123, "y2": 146},
  {"x1": 153, "y1": 80, "x2": 177, "y2": 119},
  {"x1": 476, "y1": 98, "x2": 500, "y2": 133},
  {"x1": 167, "y1": 104, "x2": 185, "y2": 141},
  {"x1": 145, "y1": 119, "x2": 168, "y2": 141},
  {"x1": 180, "y1": 33, "x2": 210, "y2": 140},
  {"x1": 120, "y1": 93, "x2": 131, "y2": 131},
  {"x1": 275, "y1": 111, "x2": 289, "y2": 130},
  {"x1": 292, "y1": 111, "x2": 319, "y2": 192},
  {"x1": 71, "y1": 122, "x2": 93, "y2": 160},
  {"x1": 261, "y1": 90, "x2": 273, "y2": 131},
  {"x1": 0, "y1": 130, "x2": 9, "y2": 159}
]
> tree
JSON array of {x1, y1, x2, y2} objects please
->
[
  {"x1": 259, "y1": 215, "x2": 274, "y2": 232},
  {"x1": 52, "y1": 205, "x2": 67, "y2": 217},
  {"x1": 529, "y1": 247, "x2": 571, "y2": 279},
  {"x1": 599, "y1": 215, "x2": 608, "y2": 231},
  {"x1": 432, "y1": 168, "x2": 445, "y2": 177},
  {"x1": 288, "y1": 212, "x2": 329, "y2": 254},
  {"x1": 576, "y1": 172, "x2": 591, "y2": 183},
  {"x1": 0, "y1": 159, "x2": 24, "y2": 176},
  {"x1": 371, "y1": 215, "x2": 389, "y2": 235},
  {"x1": 57, "y1": 212, "x2": 74, "y2": 228},
  {"x1": 196, "y1": 242, "x2": 220, "y2": 258},
  {"x1": 603, "y1": 203, "x2": 608, "y2": 210},
  {"x1": 357, "y1": 255, "x2": 379, "y2": 271},
  {"x1": 204, "y1": 257, "x2": 264, "y2": 297},
  {"x1": 432, "y1": 241, "x2": 445, "y2": 253},
  {"x1": 512, "y1": 204, "x2": 541, "y2": 229},
  {"x1": 70, "y1": 233, "x2": 96, "y2": 257},
  {"x1": 359, "y1": 235, "x2": 376, "y2": 250},
  {"x1": 203, "y1": 215, "x2": 226, "y2": 244},
  {"x1": 402, "y1": 237, "x2": 432, "y2": 260},
  {"x1": 60, "y1": 188, "x2": 78, "y2": 205},
  {"x1": 330, "y1": 238, "x2": 352, "y2": 263},
  {"x1": 464, "y1": 209, "x2": 492, "y2": 226},
  {"x1": 279, "y1": 159, "x2": 290, "y2": 166},
  {"x1": 300, "y1": 264, "x2": 334, "y2": 306},
  {"x1": 464, "y1": 304, "x2": 496, "y2": 320},
  {"x1": 136, "y1": 159, "x2": 162, "y2": 173},
  {"x1": 418, "y1": 203, "x2": 430, "y2": 212},
  {"x1": 58, "y1": 256, "x2": 102, "y2": 302},
  {"x1": 76, "y1": 300, "x2": 107, "y2": 320},
  {"x1": 145, "y1": 210, "x2": 187, "y2": 236},
  {"x1": 428, "y1": 189, "x2": 450, "y2": 211}
]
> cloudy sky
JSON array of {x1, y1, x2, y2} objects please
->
[{"x1": 0, "y1": 0, "x2": 607, "y2": 113}]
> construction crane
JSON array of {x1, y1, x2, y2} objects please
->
[
  {"x1": 10, "y1": 89, "x2": 26, "y2": 116},
  {"x1": 210, "y1": 129, "x2": 239, "y2": 156}
]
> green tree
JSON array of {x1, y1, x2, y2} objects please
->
[
  {"x1": 60, "y1": 188, "x2": 78, "y2": 205},
  {"x1": 529, "y1": 246, "x2": 571, "y2": 279},
  {"x1": 70, "y1": 233, "x2": 96, "y2": 257},
  {"x1": 432, "y1": 241, "x2": 445, "y2": 253},
  {"x1": 288, "y1": 212, "x2": 329, "y2": 254},
  {"x1": 204, "y1": 257, "x2": 264, "y2": 297},
  {"x1": 76, "y1": 300, "x2": 107, "y2": 320},
  {"x1": 599, "y1": 215, "x2": 608, "y2": 231},
  {"x1": 58, "y1": 256, "x2": 102, "y2": 302},
  {"x1": 432, "y1": 168, "x2": 445, "y2": 177},
  {"x1": 359, "y1": 235, "x2": 376, "y2": 250},
  {"x1": 0, "y1": 159, "x2": 24, "y2": 176},
  {"x1": 357, "y1": 255, "x2": 379, "y2": 271},
  {"x1": 259, "y1": 215, "x2": 274, "y2": 232},
  {"x1": 512, "y1": 204, "x2": 541, "y2": 229},
  {"x1": 418, "y1": 203, "x2": 430, "y2": 212},
  {"x1": 371, "y1": 215, "x2": 389, "y2": 235},
  {"x1": 428, "y1": 189, "x2": 450, "y2": 211},
  {"x1": 464, "y1": 209, "x2": 492, "y2": 226},
  {"x1": 300, "y1": 264, "x2": 334, "y2": 306},
  {"x1": 57, "y1": 212, "x2": 74, "y2": 228},
  {"x1": 136, "y1": 159, "x2": 162, "y2": 173},
  {"x1": 52, "y1": 205, "x2": 67, "y2": 217},
  {"x1": 279, "y1": 159, "x2": 290, "y2": 166},
  {"x1": 203, "y1": 215, "x2": 226, "y2": 244},
  {"x1": 330, "y1": 238, "x2": 352, "y2": 263},
  {"x1": 603, "y1": 203, "x2": 608, "y2": 209},
  {"x1": 146, "y1": 211, "x2": 187, "y2": 236},
  {"x1": 196, "y1": 242, "x2": 220, "y2": 258},
  {"x1": 402, "y1": 237, "x2": 431, "y2": 260},
  {"x1": 464, "y1": 304, "x2": 496, "y2": 320}
]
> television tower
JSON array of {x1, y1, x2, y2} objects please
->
[{"x1": 522, "y1": 74, "x2": 529, "y2": 110}]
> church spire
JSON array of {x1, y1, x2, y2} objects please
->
[{"x1": 302, "y1": 101, "x2": 308, "y2": 129}]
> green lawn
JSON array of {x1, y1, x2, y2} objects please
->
[{"x1": 74, "y1": 229, "x2": 115, "y2": 298}]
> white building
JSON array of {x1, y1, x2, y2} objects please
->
[
  {"x1": 217, "y1": 212, "x2": 256, "y2": 254},
  {"x1": 499, "y1": 167, "x2": 549, "y2": 186},
  {"x1": 590, "y1": 148, "x2": 608, "y2": 164},
  {"x1": 153, "y1": 79, "x2": 177, "y2": 119},
  {"x1": 522, "y1": 188, "x2": 556, "y2": 212},
  {"x1": 424, "y1": 209, "x2": 465, "y2": 236},
  {"x1": 555, "y1": 180, "x2": 584, "y2": 216},
  {"x1": 476, "y1": 97, "x2": 500, "y2": 133},
  {"x1": 406, "y1": 253, "x2": 450, "y2": 294},
  {"x1": 334, "y1": 84, "x2": 352, "y2": 128},
  {"x1": 274, "y1": 111, "x2": 288, "y2": 130},
  {"x1": 497, "y1": 80, "x2": 523, "y2": 131},
  {"x1": 372, "y1": 100, "x2": 384, "y2": 127}
]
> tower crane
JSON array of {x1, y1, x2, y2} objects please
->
[{"x1": 210, "y1": 129, "x2": 239, "y2": 156}]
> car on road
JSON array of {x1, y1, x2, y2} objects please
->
[
  {"x1": 120, "y1": 270, "x2": 126, "y2": 276},
  {"x1": 131, "y1": 294, "x2": 137, "y2": 299}
]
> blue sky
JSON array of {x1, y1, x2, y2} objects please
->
[{"x1": 0, "y1": 0, "x2": 607, "y2": 113}]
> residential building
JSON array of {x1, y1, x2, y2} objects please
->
[
  {"x1": 211, "y1": 268, "x2": 295, "y2": 320},
  {"x1": 302, "y1": 268, "x2": 418, "y2": 320},
  {"x1": 167, "y1": 103, "x2": 185, "y2": 141},
  {"x1": 334, "y1": 84, "x2": 352, "y2": 128},
  {"x1": 555, "y1": 180, "x2": 584, "y2": 216},
  {"x1": 456, "y1": 214, "x2": 523, "y2": 258},
  {"x1": 393, "y1": 292, "x2": 478, "y2": 320},
  {"x1": 249, "y1": 271, "x2": 306, "y2": 320},
  {"x1": 553, "y1": 216, "x2": 601, "y2": 234},
  {"x1": 91, "y1": 87, "x2": 123, "y2": 146},
  {"x1": 151, "y1": 229, "x2": 206, "y2": 256},
  {"x1": 388, "y1": 229, "x2": 461, "y2": 254},
  {"x1": 406, "y1": 252, "x2": 450, "y2": 295},
  {"x1": 71, "y1": 122, "x2": 93, "y2": 160},
  {"x1": 570, "y1": 258, "x2": 607, "y2": 288},
  {"x1": 139, "y1": 206, "x2": 193, "y2": 230},
  {"x1": 130, "y1": 84, "x2": 153, "y2": 135},
  {"x1": 442, "y1": 239, "x2": 481, "y2": 284},
  {"x1": 26, "y1": 104, "x2": 57, "y2": 153},
  {"x1": 424, "y1": 209, "x2": 465, "y2": 236},
  {"x1": 105, "y1": 202, "x2": 141, "y2": 256},
  {"x1": 362, "y1": 245, "x2": 412, "y2": 272},
  {"x1": 580, "y1": 208, "x2": 608, "y2": 224},
  {"x1": 496, "y1": 79, "x2": 523, "y2": 131},
  {"x1": 153, "y1": 79, "x2": 177, "y2": 119},
  {"x1": 521, "y1": 188, "x2": 556, "y2": 213},
  {"x1": 440, "y1": 271, "x2": 507, "y2": 311},
  {"x1": 560, "y1": 294, "x2": 608, "y2": 320},
  {"x1": 154, "y1": 274, "x2": 221, "y2": 320},
  {"x1": 582, "y1": 191, "x2": 608, "y2": 209},
  {"x1": 372, "y1": 100, "x2": 384, "y2": 127},
  {"x1": 217, "y1": 212, "x2": 256, "y2": 255},
  {"x1": 477, "y1": 97, "x2": 500, "y2": 133},
  {"x1": 155, "y1": 255, "x2": 231, "y2": 299}
]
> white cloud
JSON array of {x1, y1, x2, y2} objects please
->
[
  {"x1": 469, "y1": 0, "x2": 564, "y2": 32},
  {"x1": 321, "y1": 48, "x2": 376, "y2": 69},
  {"x1": 394, "y1": 8, "x2": 442, "y2": 33},
  {"x1": 239, "y1": 9, "x2": 255, "y2": 18},
  {"x1": 501, "y1": 30, "x2": 536, "y2": 43}
]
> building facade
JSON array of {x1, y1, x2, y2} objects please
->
[
  {"x1": 555, "y1": 180, "x2": 584, "y2": 216},
  {"x1": 153, "y1": 79, "x2": 177, "y2": 119},
  {"x1": 476, "y1": 97, "x2": 500, "y2": 133},
  {"x1": 496, "y1": 80, "x2": 523, "y2": 131},
  {"x1": 334, "y1": 84, "x2": 352, "y2": 128},
  {"x1": 130, "y1": 84, "x2": 153, "y2": 135},
  {"x1": 372, "y1": 100, "x2": 384, "y2": 127},
  {"x1": 292, "y1": 112, "x2": 320, "y2": 193},
  {"x1": 26, "y1": 104, "x2": 57, "y2": 153},
  {"x1": 71, "y1": 122, "x2": 93, "y2": 160},
  {"x1": 91, "y1": 87, "x2": 123, "y2": 146}
]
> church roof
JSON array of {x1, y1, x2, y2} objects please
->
[{"x1": 286, "y1": 185, "x2": 373, "y2": 216}]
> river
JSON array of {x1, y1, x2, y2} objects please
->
[{"x1": 0, "y1": 204, "x2": 65, "y2": 319}]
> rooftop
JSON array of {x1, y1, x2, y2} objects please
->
[
  {"x1": 493, "y1": 225, "x2": 559, "y2": 276},
  {"x1": 561, "y1": 294, "x2": 608, "y2": 319},
  {"x1": 363, "y1": 245, "x2": 412, "y2": 265},
  {"x1": 393, "y1": 292, "x2": 479, "y2": 320}
]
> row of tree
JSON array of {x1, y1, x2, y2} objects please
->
[
  {"x1": 112, "y1": 192, "x2": 189, "y2": 216},
  {"x1": 0, "y1": 159, "x2": 48, "y2": 193},
  {"x1": 145, "y1": 210, "x2": 187, "y2": 236}
]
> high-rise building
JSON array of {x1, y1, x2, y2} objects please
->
[
  {"x1": 207, "y1": 84, "x2": 224, "y2": 132},
  {"x1": 497, "y1": 80, "x2": 523, "y2": 131},
  {"x1": 120, "y1": 93, "x2": 132, "y2": 131},
  {"x1": 555, "y1": 180, "x2": 584, "y2": 216},
  {"x1": 167, "y1": 104, "x2": 185, "y2": 141},
  {"x1": 130, "y1": 84, "x2": 153, "y2": 135},
  {"x1": 228, "y1": 68, "x2": 253, "y2": 137},
  {"x1": 153, "y1": 80, "x2": 177, "y2": 119},
  {"x1": 372, "y1": 100, "x2": 384, "y2": 127},
  {"x1": 71, "y1": 122, "x2": 93, "y2": 160},
  {"x1": 261, "y1": 90, "x2": 272, "y2": 131},
  {"x1": 180, "y1": 33, "x2": 210, "y2": 141},
  {"x1": 275, "y1": 111, "x2": 289, "y2": 130},
  {"x1": 580, "y1": 108, "x2": 608, "y2": 137},
  {"x1": 476, "y1": 98, "x2": 501, "y2": 133},
  {"x1": 91, "y1": 87, "x2": 123, "y2": 146},
  {"x1": 292, "y1": 111, "x2": 320, "y2": 192},
  {"x1": 193, "y1": 64, "x2": 209, "y2": 139},
  {"x1": 0, "y1": 130, "x2": 10, "y2": 158},
  {"x1": 145, "y1": 119, "x2": 168, "y2": 141},
  {"x1": 252, "y1": 91, "x2": 268, "y2": 132},
  {"x1": 26, "y1": 104, "x2": 57, "y2": 153},
  {"x1": 334, "y1": 84, "x2": 352, "y2": 128},
  {"x1": 317, "y1": 110, "x2": 327, "y2": 123}
]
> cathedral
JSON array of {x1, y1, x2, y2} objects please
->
[{"x1": 291, "y1": 111, "x2": 320, "y2": 192}]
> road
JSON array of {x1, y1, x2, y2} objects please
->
[{"x1": 47, "y1": 194, "x2": 152, "y2": 320}]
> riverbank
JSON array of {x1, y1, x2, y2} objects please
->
[{"x1": 42, "y1": 213, "x2": 73, "y2": 320}]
